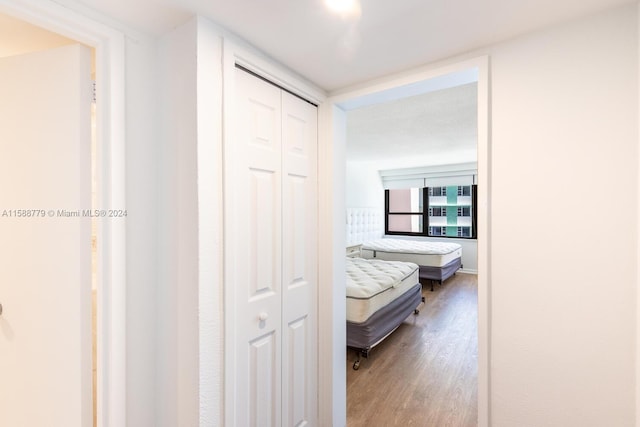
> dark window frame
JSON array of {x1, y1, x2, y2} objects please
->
[
  {"x1": 385, "y1": 185, "x2": 478, "y2": 239},
  {"x1": 384, "y1": 187, "x2": 427, "y2": 237}
]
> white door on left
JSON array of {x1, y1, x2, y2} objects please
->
[{"x1": 0, "y1": 44, "x2": 92, "y2": 426}]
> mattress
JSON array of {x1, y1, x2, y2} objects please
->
[
  {"x1": 420, "y1": 258, "x2": 462, "y2": 283},
  {"x1": 347, "y1": 283, "x2": 422, "y2": 351},
  {"x1": 346, "y1": 257, "x2": 419, "y2": 323},
  {"x1": 361, "y1": 238, "x2": 462, "y2": 267}
]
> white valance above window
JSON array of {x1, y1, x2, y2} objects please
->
[
  {"x1": 379, "y1": 162, "x2": 477, "y2": 189},
  {"x1": 383, "y1": 178, "x2": 425, "y2": 190}
]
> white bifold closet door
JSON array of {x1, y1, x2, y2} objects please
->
[{"x1": 227, "y1": 67, "x2": 318, "y2": 426}]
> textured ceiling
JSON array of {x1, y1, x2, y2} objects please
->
[{"x1": 346, "y1": 82, "x2": 478, "y2": 169}]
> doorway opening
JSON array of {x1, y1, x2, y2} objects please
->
[
  {"x1": 343, "y1": 77, "x2": 479, "y2": 423},
  {"x1": 0, "y1": 3, "x2": 127, "y2": 425},
  {"x1": 319, "y1": 56, "x2": 490, "y2": 426},
  {"x1": 0, "y1": 12, "x2": 99, "y2": 425}
]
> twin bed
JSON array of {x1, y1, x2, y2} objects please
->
[
  {"x1": 345, "y1": 208, "x2": 464, "y2": 369},
  {"x1": 361, "y1": 238, "x2": 462, "y2": 291},
  {"x1": 346, "y1": 257, "x2": 423, "y2": 370}
]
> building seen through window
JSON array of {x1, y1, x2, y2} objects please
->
[{"x1": 386, "y1": 185, "x2": 476, "y2": 238}]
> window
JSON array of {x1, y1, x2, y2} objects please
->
[
  {"x1": 429, "y1": 226, "x2": 447, "y2": 236},
  {"x1": 457, "y1": 226, "x2": 471, "y2": 237},
  {"x1": 457, "y1": 186, "x2": 471, "y2": 196},
  {"x1": 429, "y1": 206, "x2": 446, "y2": 216},
  {"x1": 429, "y1": 186, "x2": 447, "y2": 197},
  {"x1": 457, "y1": 206, "x2": 470, "y2": 217},
  {"x1": 385, "y1": 185, "x2": 477, "y2": 239},
  {"x1": 385, "y1": 187, "x2": 425, "y2": 234}
]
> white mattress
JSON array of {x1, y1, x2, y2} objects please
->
[
  {"x1": 361, "y1": 238, "x2": 462, "y2": 267},
  {"x1": 346, "y1": 257, "x2": 419, "y2": 323}
]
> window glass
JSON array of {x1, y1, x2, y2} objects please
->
[
  {"x1": 388, "y1": 188, "x2": 423, "y2": 213},
  {"x1": 385, "y1": 185, "x2": 476, "y2": 239},
  {"x1": 388, "y1": 214, "x2": 424, "y2": 233}
]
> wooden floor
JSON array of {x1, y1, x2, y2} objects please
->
[{"x1": 346, "y1": 272, "x2": 478, "y2": 427}]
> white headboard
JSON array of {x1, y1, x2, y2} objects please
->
[{"x1": 346, "y1": 208, "x2": 384, "y2": 245}]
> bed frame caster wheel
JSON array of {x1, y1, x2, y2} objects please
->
[
  {"x1": 414, "y1": 309, "x2": 420, "y2": 315},
  {"x1": 353, "y1": 360, "x2": 360, "y2": 370}
]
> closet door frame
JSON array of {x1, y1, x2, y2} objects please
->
[{"x1": 221, "y1": 39, "x2": 325, "y2": 426}]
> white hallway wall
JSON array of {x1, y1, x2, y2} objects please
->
[
  {"x1": 156, "y1": 16, "x2": 225, "y2": 427},
  {"x1": 487, "y1": 4, "x2": 637, "y2": 425},
  {"x1": 124, "y1": 33, "x2": 159, "y2": 427}
]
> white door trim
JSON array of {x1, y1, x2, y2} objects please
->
[
  {"x1": 636, "y1": 5, "x2": 640, "y2": 427},
  {"x1": 318, "y1": 55, "x2": 491, "y2": 427},
  {"x1": 0, "y1": 1, "x2": 127, "y2": 426}
]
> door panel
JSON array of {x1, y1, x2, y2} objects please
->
[
  {"x1": 285, "y1": 316, "x2": 309, "y2": 426},
  {"x1": 250, "y1": 332, "x2": 277, "y2": 426},
  {"x1": 0, "y1": 44, "x2": 92, "y2": 426},
  {"x1": 281, "y1": 92, "x2": 318, "y2": 427},
  {"x1": 249, "y1": 168, "x2": 278, "y2": 297},
  {"x1": 233, "y1": 68, "x2": 283, "y2": 427}
]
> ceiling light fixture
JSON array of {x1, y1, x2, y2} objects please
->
[{"x1": 324, "y1": 0, "x2": 361, "y2": 18}]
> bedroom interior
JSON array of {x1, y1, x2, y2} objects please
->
[{"x1": 343, "y1": 69, "x2": 480, "y2": 423}]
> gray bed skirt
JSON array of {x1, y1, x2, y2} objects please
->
[
  {"x1": 346, "y1": 282, "x2": 422, "y2": 351},
  {"x1": 419, "y1": 257, "x2": 462, "y2": 282}
]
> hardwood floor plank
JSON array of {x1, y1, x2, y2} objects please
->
[{"x1": 347, "y1": 273, "x2": 478, "y2": 426}]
